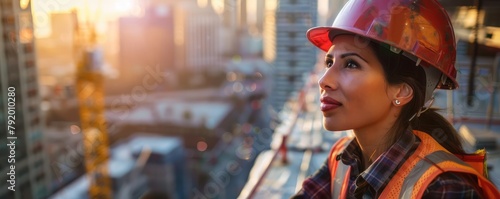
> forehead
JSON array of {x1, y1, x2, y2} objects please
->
[{"x1": 327, "y1": 35, "x2": 375, "y2": 54}]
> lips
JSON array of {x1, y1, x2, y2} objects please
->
[{"x1": 320, "y1": 96, "x2": 342, "y2": 112}]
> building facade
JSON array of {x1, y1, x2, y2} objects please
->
[
  {"x1": 118, "y1": 7, "x2": 174, "y2": 75},
  {"x1": 263, "y1": 0, "x2": 318, "y2": 111},
  {"x1": 174, "y1": 1, "x2": 225, "y2": 71},
  {"x1": 0, "y1": 0, "x2": 51, "y2": 198}
]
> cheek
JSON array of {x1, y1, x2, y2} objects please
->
[
  {"x1": 342, "y1": 71, "x2": 387, "y2": 96},
  {"x1": 342, "y1": 74, "x2": 386, "y2": 99},
  {"x1": 343, "y1": 75, "x2": 390, "y2": 113}
]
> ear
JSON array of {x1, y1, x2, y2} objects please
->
[{"x1": 391, "y1": 83, "x2": 413, "y2": 106}]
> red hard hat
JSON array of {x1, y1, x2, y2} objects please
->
[{"x1": 307, "y1": 0, "x2": 458, "y2": 90}]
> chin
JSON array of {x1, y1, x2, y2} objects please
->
[
  {"x1": 324, "y1": 124, "x2": 342, "y2": 131},
  {"x1": 323, "y1": 120, "x2": 341, "y2": 131},
  {"x1": 323, "y1": 117, "x2": 351, "y2": 131}
]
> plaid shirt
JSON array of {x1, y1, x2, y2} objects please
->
[{"x1": 292, "y1": 129, "x2": 483, "y2": 199}]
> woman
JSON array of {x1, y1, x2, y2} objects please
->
[{"x1": 293, "y1": 0, "x2": 500, "y2": 198}]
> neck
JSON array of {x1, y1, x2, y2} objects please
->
[
  {"x1": 353, "y1": 110, "x2": 399, "y2": 169},
  {"x1": 354, "y1": 128, "x2": 389, "y2": 169}
]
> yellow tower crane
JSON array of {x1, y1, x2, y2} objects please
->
[{"x1": 72, "y1": 5, "x2": 112, "y2": 199}]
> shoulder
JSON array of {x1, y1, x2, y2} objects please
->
[{"x1": 423, "y1": 172, "x2": 483, "y2": 199}]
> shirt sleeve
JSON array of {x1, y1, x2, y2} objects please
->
[
  {"x1": 422, "y1": 172, "x2": 483, "y2": 199},
  {"x1": 290, "y1": 158, "x2": 331, "y2": 199}
]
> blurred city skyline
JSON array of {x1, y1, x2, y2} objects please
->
[
  {"x1": 2, "y1": 0, "x2": 323, "y2": 198},
  {"x1": 32, "y1": 0, "x2": 266, "y2": 38}
]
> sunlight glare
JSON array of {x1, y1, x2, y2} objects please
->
[
  {"x1": 211, "y1": 0, "x2": 224, "y2": 15},
  {"x1": 198, "y1": 0, "x2": 209, "y2": 8}
]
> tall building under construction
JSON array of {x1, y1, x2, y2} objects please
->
[{"x1": 0, "y1": 0, "x2": 51, "y2": 198}]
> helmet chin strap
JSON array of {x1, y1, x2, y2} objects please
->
[
  {"x1": 408, "y1": 60, "x2": 442, "y2": 121},
  {"x1": 421, "y1": 63, "x2": 442, "y2": 103}
]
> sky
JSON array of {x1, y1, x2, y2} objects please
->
[
  {"x1": 32, "y1": 0, "x2": 140, "y2": 38},
  {"x1": 31, "y1": 0, "x2": 268, "y2": 38}
]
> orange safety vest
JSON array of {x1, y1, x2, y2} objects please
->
[{"x1": 328, "y1": 130, "x2": 500, "y2": 199}]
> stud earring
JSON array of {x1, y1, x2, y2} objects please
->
[{"x1": 395, "y1": 99, "x2": 401, "y2": 105}]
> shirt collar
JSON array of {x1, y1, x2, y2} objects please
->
[
  {"x1": 361, "y1": 129, "x2": 417, "y2": 193},
  {"x1": 340, "y1": 128, "x2": 418, "y2": 194}
]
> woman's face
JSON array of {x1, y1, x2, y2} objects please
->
[{"x1": 318, "y1": 35, "x2": 396, "y2": 131}]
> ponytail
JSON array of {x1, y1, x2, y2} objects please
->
[{"x1": 411, "y1": 109, "x2": 466, "y2": 154}]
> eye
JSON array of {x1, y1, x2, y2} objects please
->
[
  {"x1": 324, "y1": 59, "x2": 333, "y2": 68},
  {"x1": 345, "y1": 59, "x2": 360, "y2": 69}
]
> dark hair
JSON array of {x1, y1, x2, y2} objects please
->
[{"x1": 369, "y1": 41, "x2": 466, "y2": 155}]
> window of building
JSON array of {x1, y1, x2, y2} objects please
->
[
  {"x1": 25, "y1": 59, "x2": 35, "y2": 69},
  {"x1": 28, "y1": 105, "x2": 35, "y2": 113},
  {"x1": 288, "y1": 46, "x2": 297, "y2": 53},
  {"x1": 35, "y1": 172, "x2": 45, "y2": 182},
  {"x1": 28, "y1": 88, "x2": 37, "y2": 98},
  {"x1": 3, "y1": 31, "x2": 16, "y2": 44},
  {"x1": 286, "y1": 13, "x2": 297, "y2": 23},
  {"x1": 5, "y1": 46, "x2": 17, "y2": 57},
  {"x1": 31, "y1": 116, "x2": 40, "y2": 127},
  {"x1": 34, "y1": 158, "x2": 43, "y2": 169},
  {"x1": 288, "y1": 75, "x2": 295, "y2": 83},
  {"x1": 1, "y1": 1, "x2": 11, "y2": 8},
  {"x1": 19, "y1": 182, "x2": 32, "y2": 199},
  {"x1": 8, "y1": 73, "x2": 20, "y2": 83},
  {"x1": 289, "y1": 60, "x2": 297, "y2": 67},
  {"x1": 18, "y1": 166, "x2": 29, "y2": 176},
  {"x1": 24, "y1": 43, "x2": 33, "y2": 53},
  {"x1": 1, "y1": 16, "x2": 15, "y2": 26},
  {"x1": 288, "y1": 32, "x2": 297, "y2": 39}
]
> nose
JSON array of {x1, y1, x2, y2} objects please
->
[{"x1": 318, "y1": 68, "x2": 336, "y2": 91}]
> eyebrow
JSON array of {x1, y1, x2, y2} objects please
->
[{"x1": 325, "y1": 52, "x2": 368, "y2": 63}]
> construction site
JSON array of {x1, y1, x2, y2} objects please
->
[{"x1": 1, "y1": 0, "x2": 500, "y2": 198}]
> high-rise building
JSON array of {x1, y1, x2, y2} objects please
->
[
  {"x1": 36, "y1": 12, "x2": 77, "y2": 76},
  {"x1": 113, "y1": 3, "x2": 176, "y2": 95},
  {"x1": 263, "y1": 0, "x2": 318, "y2": 111},
  {"x1": 174, "y1": 1, "x2": 225, "y2": 70},
  {"x1": 0, "y1": 0, "x2": 51, "y2": 198},
  {"x1": 211, "y1": 0, "x2": 253, "y2": 57},
  {"x1": 237, "y1": 0, "x2": 247, "y2": 28},
  {"x1": 216, "y1": 0, "x2": 238, "y2": 28},
  {"x1": 247, "y1": 0, "x2": 265, "y2": 33},
  {"x1": 215, "y1": 0, "x2": 253, "y2": 30},
  {"x1": 118, "y1": 6, "x2": 174, "y2": 75}
]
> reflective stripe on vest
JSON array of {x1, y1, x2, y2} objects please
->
[
  {"x1": 399, "y1": 150, "x2": 469, "y2": 198},
  {"x1": 332, "y1": 161, "x2": 350, "y2": 199}
]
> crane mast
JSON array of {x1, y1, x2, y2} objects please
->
[{"x1": 73, "y1": 8, "x2": 112, "y2": 199}]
